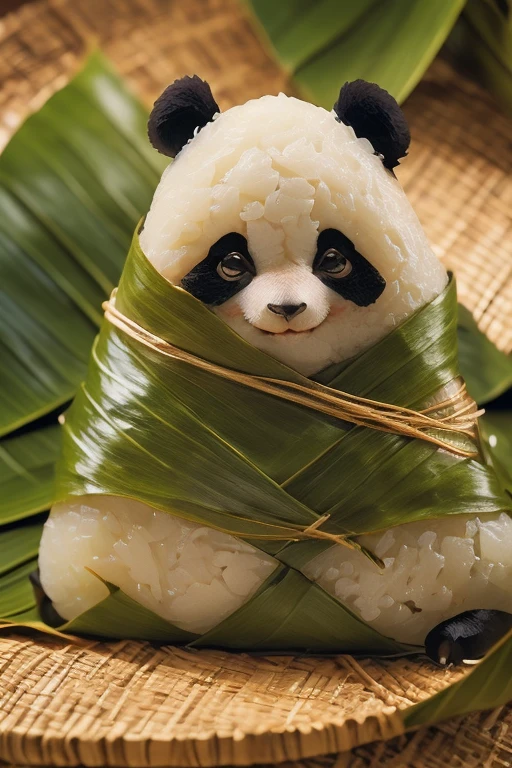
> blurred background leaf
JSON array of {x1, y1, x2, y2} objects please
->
[
  {"x1": 245, "y1": 0, "x2": 467, "y2": 106},
  {"x1": 481, "y1": 410, "x2": 512, "y2": 494},
  {"x1": 245, "y1": 0, "x2": 512, "y2": 115},
  {"x1": 447, "y1": 0, "x2": 512, "y2": 116},
  {"x1": 0, "y1": 51, "x2": 166, "y2": 438},
  {"x1": 458, "y1": 304, "x2": 512, "y2": 405}
]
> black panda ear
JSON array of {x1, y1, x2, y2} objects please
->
[
  {"x1": 148, "y1": 75, "x2": 219, "y2": 158},
  {"x1": 333, "y1": 80, "x2": 410, "y2": 170}
]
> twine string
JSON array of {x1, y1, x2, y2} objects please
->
[
  {"x1": 100, "y1": 293, "x2": 483, "y2": 553},
  {"x1": 102, "y1": 294, "x2": 481, "y2": 459}
]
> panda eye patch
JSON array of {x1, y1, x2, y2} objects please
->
[
  {"x1": 316, "y1": 248, "x2": 352, "y2": 278},
  {"x1": 314, "y1": 229, "x2": 386, "y2": 307},
  {"x1": 217, "y1": 252, "x2": 254, "y2": 281},
  {"x1": 181, "y1": 232, "x2": 255, "y2": 306}
]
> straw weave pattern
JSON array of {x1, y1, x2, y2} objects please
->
[
  {"x1": 0, "y1": 634, "x2": 467, "y2": 767},
  {"x1": 0, "y1": 0, "x2": 511, "y2": 766}
]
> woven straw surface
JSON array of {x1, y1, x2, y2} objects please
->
[
  {"x1": 0, "y1": 1, "x2": 511, "y2": 767},
  {"x1": 0, "y1": 633, "x2": 468, "y2": 767}
]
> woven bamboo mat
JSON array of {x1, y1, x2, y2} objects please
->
[
  {"x1": 0, "y1": 1, "x2": 511, "y2": 767},
  {"x1": 0, "y1": 633, "x2": 470, "y2": 768},
  {"x1": 398, "y1": 61, "x2": 512, "y2": 355}
]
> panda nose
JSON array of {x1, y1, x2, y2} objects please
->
[{"x1": 267, "y1": 303, "x2": 307, "y2": 321}]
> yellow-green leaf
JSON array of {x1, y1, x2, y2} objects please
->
[{"x1": 404, "y1": 629, "x2": 512, "y2": 728}]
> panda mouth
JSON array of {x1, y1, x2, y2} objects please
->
[
  {"x1": 253, "y1": 314, "x2": 331, "y2": 337},
  {"x1": 260, "y1": 325, "x2": 320, "y2": 337}
]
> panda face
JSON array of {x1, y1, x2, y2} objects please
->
[
  {"x1": 141, "y1": 93, "x2": 447, "y2": 375},
  {"x1": 181, "y1": 225, "x2": 386, "y2": 349},
  {"x1": 175, "y1": 171, "x2": 390, "y2": 374},
  {"x1": 182, "y1": 228, "x2": 385, "y2": 311}
]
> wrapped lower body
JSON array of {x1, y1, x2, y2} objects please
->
[{"x1": 40, "y1": 497, "x2": 512, "y2": 644}]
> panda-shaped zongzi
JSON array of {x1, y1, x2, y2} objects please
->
[{"x1": 39, "y1": 77, "x2": 512, "y2": 660}]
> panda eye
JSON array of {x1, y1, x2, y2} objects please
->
[
  {"x1": 317, "y1": 248, "x2": 352, "y2": 278},
  {"x1": 217, "y1": 252, "x2": 253, "y2": 281}
]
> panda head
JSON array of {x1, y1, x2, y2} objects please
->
[{"x1": 141, "y1": 77, "x2": 447, "y2": 376}]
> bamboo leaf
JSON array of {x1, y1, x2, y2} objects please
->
[
  {"x1": 0, "y1": 521, "x2": 43, "y2": 576},
  {"x1": 246, "y1": 0, "x2": 466, "y2": 106},
  {"x1": 457, "y1": 304, "x2": 512, "y2": 405},
  {"x1": 1, "y1": 567, "x2": 410, "y2": 653},
  {"x1": 448, "y1": 0, "x2": 512, "y2": 116},
  {"x1": 0, "y1": 560, "x2": 38, "y2": 618},
  {"x1": 192, "y1": 566, "x2": 413, "y2": 654},
  {"x1": 60, "y1": 577, "x2": 198, "y2": 643},
  {"x1": 0, "y1": 425, "x2": 60, "y2": 524},
  {"x1": 59, "y1": 241, "x2": 507, "y2": 553},
  {"x1": 0, "y1": 51, "x2": 165, "y2": 437},
  {"x1": 480, "y1": 411, "x2": 512, "y2": 494}
]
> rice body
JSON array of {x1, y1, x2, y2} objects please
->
[
  {"x1": 39, "y1": 496, "x2": 277, "y2": 634},
  {"x1": 304, "y1": 513, "x2": 512, "y2": 644}
]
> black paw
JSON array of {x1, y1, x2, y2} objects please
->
[
  {"x1": 425, "y1": 609, "x2": 512, "y2": 666},
  {"x1": 29, "y1": 567, "x2": 65, "y2": 627}
]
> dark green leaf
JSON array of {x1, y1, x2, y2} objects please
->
[
  {"x1": 0, "y1": 560, "x2": 38, "y2": 618},
  {"x1": 0, "y1": 51, "x2": 165, "y2": 437},
  {"x1": 457, "y1": 304, "x2": 512, "y2": 405},
  {"x1": 193, "y1": 566, "x2": 413, "y2": 653},
  {"x1": 0, "y1": 522, "x2": 43, "y2": 576},
  {"x1": 0, "y1": 425, "x2": 60, "y2": 524},
  {"x1": 480, "y1": 411, "x2": 512, "y2": 493},
  {"x1": 448, "y1": 0, "x2": 512, "y2": 116}
]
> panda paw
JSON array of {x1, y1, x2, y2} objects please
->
[{"x1": 425, "y1": 609, "x2": 512, "y2": 666}]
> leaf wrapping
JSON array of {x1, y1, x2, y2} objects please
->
[{"x1": 40, "y1": 229, "x2": 510, "y2": 652}]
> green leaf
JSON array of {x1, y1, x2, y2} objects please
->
[
  {"x1": 59, "y1": 569, "x2": 409, "y2": 652},
  {"x1": 0, "y1": 560, "x2": 38, "y2": 618},
  {"x1": 480, "y1": 411, "x2": 512, "y2": 494},
  {"x1": 192, "y1": 566, "x2": 413, "y2": 654},
  {"x1": 0, "y1": 522, "x2": 43, "y2": 576},
  {"x1": 0, "y1": 425, "x2": 60, "y2": 524},
  {"x1": 448, "y1": 0, "x2": 512, "y2": 116},
  {"x1": 0, "y1": 51, "x2": 165, "y2": 438},
  {"x1": 457, "y1": 304, "x2": 512, "y2": 405},
  {"x1": 60, "y1": 577, "x2": 197, "y2": 643},
  {"x1": 246, "y1": 0, "x2": 466, "y2": 106}
]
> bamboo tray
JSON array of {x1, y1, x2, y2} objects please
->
[
  {"x1": 0, "y1": 633, "x2": 471, "y2": 767},
  {"x1": 0, "y1": 1, "x2": 511, "y2": 767},
  {"x1": 0, "y1": 635, "x2": 511, "y2": 767}
]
